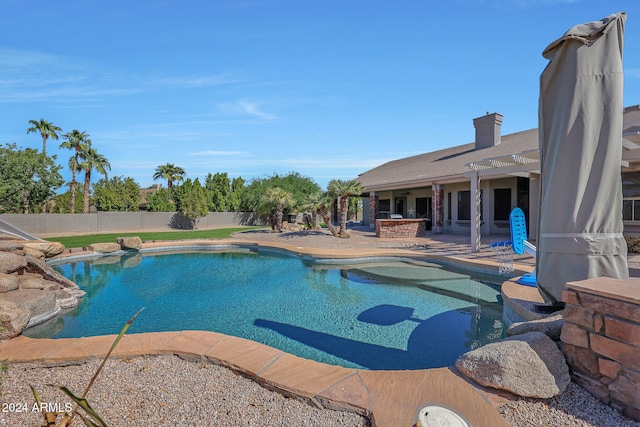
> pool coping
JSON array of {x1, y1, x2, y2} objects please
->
[{"x1": 2, "y1": 238, "x2": 533, "y2": 427}]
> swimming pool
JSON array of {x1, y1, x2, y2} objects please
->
[{"x1": 25, "y1": 247, "x2": 505, "y2": 370}]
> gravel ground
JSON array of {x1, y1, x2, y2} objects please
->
[
  {"x1": 0, "y1": 355, "x2": 369, "y2": 427},
  {"x1": 498, "y1": 383, "x2": 639, "y2": 427}
]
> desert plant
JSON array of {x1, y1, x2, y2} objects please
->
[
  {"x1": 30, "y1": 308, "x2": 144, "y2": 427},
  {"x1": 0, "y1": 357, "x2": 8, "y2": 397}
]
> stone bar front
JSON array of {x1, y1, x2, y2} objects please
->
[{"x1": 375, "y1": 219, "x2": 427, "y2": 238}]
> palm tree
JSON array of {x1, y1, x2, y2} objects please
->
[
  {"x1": 300, "y1": 192, "x2": 322, "y2": 230},
  {"x1": 27, "y1": 118, "x2": 62, "y2": 155},
  {"x1": 60, "y1": 130, "x2": 91, "y2": 213},
  {"x1": 305, "y1": 191, "x2": 339, "y2": 236},
  {"x1": 79, "y1": 146, "x2": 111, "y2": 213},
  {"x1": 328, "y1": 179, "x2": 364, "y2": 237},
  {"x1": 260, "y1": 187, "x2": 294, "y2": 232},
  {"x1": 153, "y1": 163, "x2": 185, "y2": 189}
]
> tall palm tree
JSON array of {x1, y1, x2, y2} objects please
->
[
  {"x1": 27, "y1": 118, "x2": 62, "y2": 155},
  {"x1": 328, "y1": 179, "x2": 364, "y2": 237},
  {"x1": 60, "y1": 130, "x2": 91, "y2": 213},
  {"x1": 260, "y1": 187, "x2": 294, "y2": 232},
  {"x1": 79, "y1": 146, "x2": 111, "y2": 213},
  {"x1": 153, "y1": 163, "x2": 185, "y2": 189}
]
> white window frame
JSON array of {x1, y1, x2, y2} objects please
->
[{"x1": 623, "y1": 197, "x2": 640, "y2": 221}]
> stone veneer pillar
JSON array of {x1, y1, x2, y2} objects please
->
[
  {"x1": 560, "y1": 278, "x2": 640, "y2": 421},
  {"x1": 432, "y1": 184, "x2": 444, "y2": 234},
  {"x1": 369, "y1": 192, "x2": 378, "y2": 230}
]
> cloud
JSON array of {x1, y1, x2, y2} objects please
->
[
  {"x1": 0, "y1": 48, "x2": 61, "y2": 70},
  {"x1": 238, "y1": 100, "x2": 277, "y2": 120},
  {"x1": 0, "y1": 48, "x2": 146, "y2": 103},
  {"x1": 155, "y1": 72, "x2": 245, "y2": 88},
  {"x1": 218, "y1": 100, "x2": 277, "y2": 120}
]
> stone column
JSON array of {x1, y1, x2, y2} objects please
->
[
  {"x1": 432, "y1": 184, "x2": 444, "y2": 234},
  {"x1": 369, "y1": 192, "x2": 378, "y2": 230}
]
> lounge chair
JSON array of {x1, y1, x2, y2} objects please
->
[{"x1": 510, "y1": 207, "x2": 537, "y2": 286}]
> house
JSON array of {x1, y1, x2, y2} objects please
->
[
  {"x1": 138, "y1": 183, "x2": 163, "y2": 210},
  {"x1": 356, "y1": 105, "x2": 640, "y2": 251}
]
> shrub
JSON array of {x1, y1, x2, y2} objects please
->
[{"x1": 625, "y1": 235, "x2": 640, "y2": 253}]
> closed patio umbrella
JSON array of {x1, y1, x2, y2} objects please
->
[{"x1": 537, "y1": 12, "x2": 629, "y2": 307}]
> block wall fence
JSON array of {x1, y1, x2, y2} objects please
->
[
  {"x1": 560, "y1": 277, "x2": 640, "y2": 421},
  {"x1": 0, "y1": 212, "x2": 267, "y2": 235}
]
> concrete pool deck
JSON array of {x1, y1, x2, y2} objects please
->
[{"x1": 4, "y1": 229, "x2": 632, "y2": 426}]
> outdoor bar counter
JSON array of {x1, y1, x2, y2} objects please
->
[{"x1": 375, "y1": 218, "x2": 430, "y2": 238}]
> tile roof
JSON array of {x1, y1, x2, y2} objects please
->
[{"x1": 357, "y1": 129, "x2": 539, "y2": 190}]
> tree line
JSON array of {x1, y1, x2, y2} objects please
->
[
  {"x1": 2, "y1": 118, "x2": 364, "y2": 237},
  {"x1": 0, "y1": 119, "x2": 110, "y2": 214}
]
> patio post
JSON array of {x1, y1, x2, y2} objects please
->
[{"x1": 470, "y1": 171, "x2": 481, "y2": 252}]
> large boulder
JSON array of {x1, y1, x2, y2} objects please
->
[
  {"x1": 507, "y1": 313, "x2": 565, "y2": 341},
  {"x1": 0, "y1": 273, "x2": 19, "y2": 293},
  {"x1": 117, "y1": 236, "x2": 143, "y2": 251},
  {"x1": 23, "y1": 246, "x2": 45, "y2": 259},
  {"x1": 54, "y1": 289, "x2": 80, "y2": 309},
  {"x1": 17, "y1": 274, "x2": 45, "y2": 290},
  {"x1": 88, "y1": 242, "x2": 121, "y2": 253},
  {"x1": 25, "y1": 255, "x2": 79, "y2": 289},
  {"x1": 22, "y1": 241, "x2": 65, "y2": 258},
  {"x1": 455, "y1": 331, "x2": 570, "y2": 398},
  {"x1": 0, "y1": 241, "x2": 24, "y2": 252},
  {"x1": 0, "y1": 300, "x2": 30, "y2": 340},
  {"x1": 0, "y1": 251, "x2": 27, "y2": 274},
  {"x1": 2, "y1": 289, "x2": 57, "y2": 321}
]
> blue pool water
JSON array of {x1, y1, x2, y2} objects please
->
[{"x1": 25, "y1": 247, "x2": 505, "y2": 370}]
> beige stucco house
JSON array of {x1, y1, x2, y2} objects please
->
[{"x1": 356, "y1": 105, "x2": 640, "y2": 251}]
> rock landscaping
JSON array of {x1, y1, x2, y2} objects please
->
[
  {"x1": 0, "y1": 235, "x2": 148, "y2": 340},
  {"x1": 0, "y1": 241, "x2": 85, "y2": 339}
]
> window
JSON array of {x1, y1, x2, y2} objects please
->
[
  {"x1": 623, "y1": 172, "x2": 640, "y2": 198},
  {"x1": 494, "y1": 188, "x2": 511, "y2": 221},
  {"x1": 458, "y1": 191, "x2": 470, "y2": 220},
  {"x1": 623, "y1": 199, "x2": 640, "y2": 221},
  {"x1": 447, "y1": 192, "x2": 452, "y2": 221},
  {"x1": 416, "y1": 197, "x2": 432, "y2": 219},
  {"x1": 457, "y1": 190, "x2": 483, "y2": 221},
  {"x1": 620, "y1": 172, "x2": 640, "y2": 221},
  {"x1": 378, "y1": 199, "x2": 391, "y2": 218}
]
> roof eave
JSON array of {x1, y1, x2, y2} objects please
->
[{"x1": 362, "y1": 173, "x2": 468, "y2": 192}]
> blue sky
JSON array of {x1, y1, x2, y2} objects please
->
[{"x1": 1, "y1": 0, "x2": 639, "y2": 191}]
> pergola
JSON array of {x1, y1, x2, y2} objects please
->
[{"x1": 462, "y1": 132, "x2": 640, "y2": 253}]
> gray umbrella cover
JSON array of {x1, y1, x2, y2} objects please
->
[{"x1": 537, "y1": 12, "x2": 629, "y2": 304}]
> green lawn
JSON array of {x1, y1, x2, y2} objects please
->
[{"x1": 46, "y1": 227, "x2": 265, "y2": 249}]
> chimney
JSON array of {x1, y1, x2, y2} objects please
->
[{"x1": 473, "y1": 112, "x2": 503, "y2": 150}]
